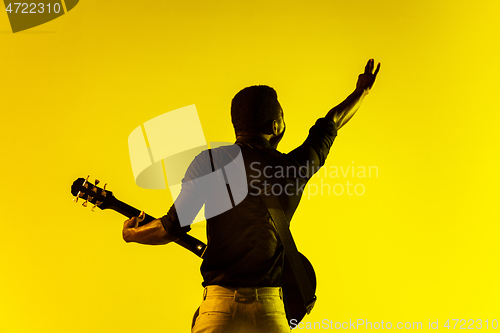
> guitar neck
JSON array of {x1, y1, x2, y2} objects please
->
[{"x1": 110, "y1": 198, "x2": 206, "y2": 258}]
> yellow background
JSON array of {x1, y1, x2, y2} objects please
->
[{"x1": 1, "y1": 0, "x2": 499, "y2": 331}]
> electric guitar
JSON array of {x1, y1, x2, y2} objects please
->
[{"x1": 71, "y1": 176, "x2": 316, "y2": 326}]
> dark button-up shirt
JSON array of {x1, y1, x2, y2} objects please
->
[{"x1": 161, "y1": 118, "x2": 337, "y2": 287}]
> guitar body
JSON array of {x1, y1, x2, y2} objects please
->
[
  {"x1": 71, "y1": 177, "x2": 315, "y2": 328},
  {"x1": 282, "y1": 253, "x2": 317, "y2": 325}
]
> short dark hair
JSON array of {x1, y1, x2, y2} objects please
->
[{"x1": 231, "y1": 85, "x2": 281, "y2": 135}]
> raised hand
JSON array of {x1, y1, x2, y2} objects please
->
[{"x1": 356, "y1": 59, "x2": 380, "y2": 92}]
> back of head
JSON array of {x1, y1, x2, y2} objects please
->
[{"x1": 231, "y1": 85, "x2": 281, "y2": 136}]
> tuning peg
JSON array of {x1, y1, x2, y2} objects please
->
[
  {"x1": 95, "y1": 179, "x2": 100, "y2": 185},
  {"x1": 83, "y1": 175, "x2": 90, "y2": 188},
  {"x1": 82, "y1": 199, "x2": 88, "y2": 207},
  {"x1": 91, "y1": 200, "x2": 103, "y2": 212},
  {"x1": 101, "y1": 183, "x2": 107, "y2": 197},
  {"x1": 73, "y1": 191, "x2": 86, "y2": 203}
]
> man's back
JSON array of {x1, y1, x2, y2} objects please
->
[{"x1": 172, "y1": 117, "x2": 337, "y2": 288}]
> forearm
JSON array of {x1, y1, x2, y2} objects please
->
[
  {"x1": 123, "y1": 218, "x2": 175, "y2": 245},
  {"x1": 325, "y1": 88, "x2": 369, "y2": 130}
]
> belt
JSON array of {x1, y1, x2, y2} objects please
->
[{"x1": 203, "y1": 285, "x2": 283, "y2": 301}]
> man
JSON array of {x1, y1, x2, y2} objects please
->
[{"x1": 122, "y1": 59, "x2": 380, "y2": 332}]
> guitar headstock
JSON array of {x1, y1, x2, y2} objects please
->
[{"x1": 71, "y1": 176, "x2": 116, "y2": 212}]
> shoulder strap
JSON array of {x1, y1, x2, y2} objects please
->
[{"x1": 244, "y1": 146, "x2": 317, "y2": 314}]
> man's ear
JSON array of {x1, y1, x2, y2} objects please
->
[
  {"x1": 261, "y1": 120, "x2": 275, "y2": 135},
  {"x1": 272, "y1": 120, "x2": 279, "y2": 136}
]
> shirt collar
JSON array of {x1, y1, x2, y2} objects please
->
[{"x1": 235, "y1": 135, "x2": 273, "y2": 150}]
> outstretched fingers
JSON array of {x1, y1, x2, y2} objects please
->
[
  {"x1": 365, "y1": 59, "x2": 373, "y2": 74},
  {"x1": 365, "y1": 58, "x2": 381, "y2": 76},
  {"x1": 374, "y1": 62, "x2": 381, "y2": 76}
]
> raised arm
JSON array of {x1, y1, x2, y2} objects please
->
[{"x1": 325, "y1": 59, "x2": 380, "y2": 130}]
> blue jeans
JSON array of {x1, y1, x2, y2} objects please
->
[{"x1": 191, "y1": 285, "x2": 290, "y2": 333}]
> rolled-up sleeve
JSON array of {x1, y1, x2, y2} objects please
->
[{"x1": 160, "y1": 205, "x2": 192, "y2": 237}]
